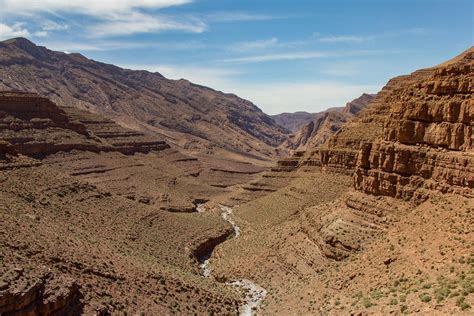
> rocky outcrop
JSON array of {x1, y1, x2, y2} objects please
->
[
  {"x1": 0, "y1": 268, "x2": 83, "y2": 315},
  {"x1": 62, "y1": 107, "x2": 170, "y2": 155},
  {"x1": 0, "y1": 91, "x2": 170, "y2": 158},
  {"x1": 312, "y1": 78, "x2": 410, "y2": 172},
  {"x1": 276, "y1": 48, "x2": 473, "y2": 205},
  {"x1": 342, "y1": 93, "x2": 376, "y2": 114},
  {"x1": 354, "y1": 47, "x2": 473, "y2": 202}
]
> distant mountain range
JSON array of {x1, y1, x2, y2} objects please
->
[
  {"x1": 271, "y1": 93, "x2": 375, "y2": 133},
  {"x1": 274, "y1": 93, "x2": 376, "y2": 152}
]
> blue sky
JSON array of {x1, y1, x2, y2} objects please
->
[{"x1": 0, "y1": 0, "x2": 472, "y2": 114}]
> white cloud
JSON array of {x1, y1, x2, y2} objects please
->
[
  {"x1": 0, "y1": 1, "x2": 284, "y2": 38},
  {"x1": 38, "y1": 41, "x2": 105, "y2": 52},
  {"x1": 41, "y1": 20, "x2": 68, "y2": 31},
  {"x1": 0, "y1": 0, "x2": 200, "y2": 38},
  {"x1": 89, "y1": 12, "x2": 206, "y2": 37},
  {"x1": 0, "y1": 23, "x2": 30, "y2": 40},
  {"x1": 33, "y1": 31, "x2": 48, "y2": 37},
  {"x1": 37, "y1": 39, "x2": 207, "y2": 52},
  {"x1": 221, "y1": 51, "x2": 329, "y2": 63},
  {"x1": 316, "y1": 28, "x2": 430, "y2": 44},
  {"x1": 220, "y1": 50, "x2": 382, "y2": 64},
  {"x1": 0, "y1": 0, "x2": 192, "y2": 15},
  {"x1": 228, "y1": 37, "x2": 278, "y2": 52},
  {"x1": 318, "y1": 35, "x2": 373, "y2": 43},
  {"x1": 205, "y1": 12, "x2": 279, "y2": 22}
]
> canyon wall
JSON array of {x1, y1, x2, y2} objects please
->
[
  {"x1": 279, "y1": 47, "x2": 473, "y2": 202},
  {"x1": 354, "y1": 48, "x2": 473, "y2": 202}
]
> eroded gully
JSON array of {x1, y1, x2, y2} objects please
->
[{"x1": 196, "y1": 205, "x2": 267, "y2": 316}]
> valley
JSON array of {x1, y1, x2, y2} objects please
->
[{"x1": 0, "y1": 35, "x2": 472, "y2": 316}]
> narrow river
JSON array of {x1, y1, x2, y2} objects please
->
[{"x1": 197, "y1": 205, "x2": 267, "y2": 316}]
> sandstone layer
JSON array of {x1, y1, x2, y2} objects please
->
[{"x1": 354, "y1": 47, "x2": 473, "y2": 202}]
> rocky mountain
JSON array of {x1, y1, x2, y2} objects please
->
[
  {"x1": 271, "y1": 107, "x2": 343, "y2": 132},
  {"x1": 279, "y1": 93, "x2": 375, "y2": 153},
  {"x1": 280, "y1": 111, "x2": 352, "y2": 152},
  {"x1": 271, "y1": 94, "x2": 375, "y2": 134},
  {"x1": 0, "y1": 38, "x2": 288, "y2": 161}
]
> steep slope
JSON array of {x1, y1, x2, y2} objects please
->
[
  {"x1": 354, "y1": 47, "x2": 473, "y2": 202},
  {"x1": 281, "y1": 111, "x2": 353, "y2": 152},
  {"x1": 0, "y1": 38, "x2": 287, "y2": 161},
  {"x1": 343, "y1": 93, "x2": 376, "y2": 114},
  {"x1": 277, "y1": 93, "x2": 375, "y2": 159},
  {"x1": 209, "y1": 47, "x2": 473, "y2": 315}
]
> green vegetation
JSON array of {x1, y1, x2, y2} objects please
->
[{"x1": 419, "y1": 293, "x2": 431, "y2": 303}]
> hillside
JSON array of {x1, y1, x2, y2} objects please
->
[
  {"x1": 0, "y1": 38, "x2": 288, "y2": 161},
  {"x1": 210, "y1": 47, "x2": 473, "y2": 315},
  {"x1": 0, "y1": 91, "x2": 282, "y2": 314}
]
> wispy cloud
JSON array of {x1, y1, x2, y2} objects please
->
[
  {"x1": 0, "y1": 0, "x2": 283, "y2": 39},
  {"x1": 204, "y1": 12, "x2": 281, "y2": 22},
  {"x1": 89, "y1": 12, "x2": 206, "y2": 37},
  {"x1": 221, "y1": 51, "x2": 328, "y2": 63},
  {"x1": 316, "y1": 28, "x2": 431, "y2": 44},
  {"x1": 228, "y1": 37, "x2": 278, "y2": 52},
  {"x1": 40, "y1": 39, "x2": 207, "y2": 52},
  {"x1": 0, "y1": 0, "x2": 192, "y2": 16},
  {"x1": 0, "y1": 0, "x2": 203, "y2": 38},
  {"x1": 0, "y1": 22, "x2": 30, "y2": 40},
  {"x1": 220, "y1": 50, "x2": 384, "y2": 64},
  {"x1": 318, "y1": 35, "x2": 374, "y2": 43}
]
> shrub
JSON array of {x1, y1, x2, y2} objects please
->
[{"x1": 419, "y1": 293, "x2": 431, "y2": 303}]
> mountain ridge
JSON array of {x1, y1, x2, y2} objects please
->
[{"x1": 0, "y1": 37, "x2": 288, "y2": 162}]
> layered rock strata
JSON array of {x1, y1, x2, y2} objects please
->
[
  {"x1": 0, "y1": 91, "x2": 169, "y2": 158},
  {"x1": 354, "y1": 48, "x2": 473, "y2": 201}
]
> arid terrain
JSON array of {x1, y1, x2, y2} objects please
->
[{"x1": 0, "y1": 36, "x2": 472, "y2": 316}]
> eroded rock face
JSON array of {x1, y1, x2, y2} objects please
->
[
  {"x1": 354, "y1": 47, "x2": 473, "y2": 202},
  {"x1": 274, "y1": 94, "x2": 376, "y2": 171},
  {"x1": 0, "y1": 268, "x2": 82, "y2": 316},
  {"x1": 0, "y1": 91, "x2": 170, "y2": 158},
  {"x1": 342, "y1": 93, "x2": 376, "y2": 115},
  {"x1": 279, "y1": 94, "x2": 375, "y2": 155}
]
